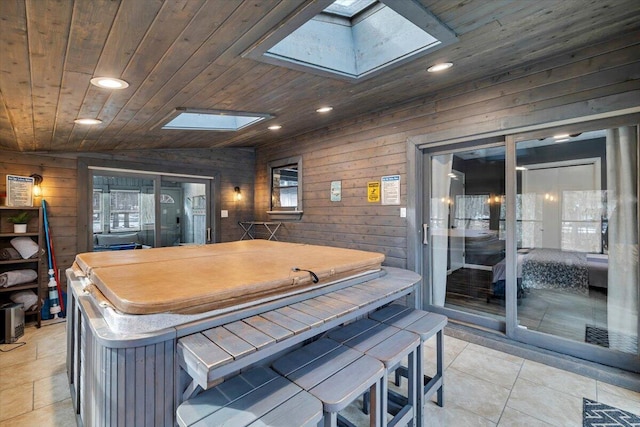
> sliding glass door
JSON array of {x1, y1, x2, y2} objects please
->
[
  {"x1": 91, "y1": 169, "x2": 213, "y2": 250},
  {"x1": 160, "y1": 178, "x2": 210, "y2": 246},
  {"x1": 511, "y1": 126, "x2": 638, "y2": 367},
  {"x1": 422, "y1": 123, "x2": 639, "y2": 371},
  {"x1": 426, "y1": 142, "x2": 507, "y2": 329}
]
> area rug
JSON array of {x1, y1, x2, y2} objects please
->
[
  {"x1": 585, "y1": 325, "x2": 638, "y2": 354},
  {"x1": 583, "y1": 398, "x2": 640, "y2": 427}
]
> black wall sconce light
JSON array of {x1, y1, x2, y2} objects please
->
[{"x1": 234, "y1": 186, "x2": 242, "y2": 201}]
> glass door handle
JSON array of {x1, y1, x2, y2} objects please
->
[
  {"x1": 207, "y1": 227, "x2": 211, "y2": 242},
  {"x1": 423, "y1": 224, "x2": 429, "y2": 245}
]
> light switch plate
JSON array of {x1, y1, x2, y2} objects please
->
[
  {"x1": 221, "y1": 210, "x2": 229, "y2": 218},
  {"x1": 400, "y1": 207, "x2": 406, "y2": 217}
]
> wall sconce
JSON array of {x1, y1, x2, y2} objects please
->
[
  {"x1": 234, "y1": 186, "x2": 242, "y2": 201},
  {"x1": 30, "y1": 174, "x2": 43, "y2": 197}
]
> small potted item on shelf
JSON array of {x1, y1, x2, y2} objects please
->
[{"x1": 7, "y1": 211, "x2": 32, "y2": 233}]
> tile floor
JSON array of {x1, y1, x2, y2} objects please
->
[{"x1": 1, "y1": 320, "x2": 639, "y2": 427}]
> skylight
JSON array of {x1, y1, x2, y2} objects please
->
[
  {"x1": 243, "y1": 0, "x2": 457, "y2": 81},
  {"x1": 323, "y1": 0, "x2": 376, "y2": 18},
  {"x1": 158, "y1": 109, "x2": 272, "y2": 131}
]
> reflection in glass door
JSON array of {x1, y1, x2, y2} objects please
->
[
  {"x1": 92, "y1": 174, "x2": 156, "y2": 249},
  {"x1": 160, "y1": 179, "x2": 209, "y2": 246},
  {"x1": 428, "y1": 145, "x2": 506, "y2": 324},
  {"x1": 514, "y1": 128, "x2": 638, "y2": 357}
]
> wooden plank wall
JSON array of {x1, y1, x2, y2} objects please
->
[
  {"x1": 0, "y1": 148, "x2": 256, "y2": 294},
  {"x1": 253, "y1": 32, "x2": 640, "y2": 269}
]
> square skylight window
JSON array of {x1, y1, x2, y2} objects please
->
[
  {"x1": 243, "y1": 0, "x2": 457, "y2": 81},
  {"x1": 158, "y1": 108, "x2": 272, "y2": 131}
]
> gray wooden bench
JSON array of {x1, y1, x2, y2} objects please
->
[
  {"x1": 272, "y1": 338, "x2": 385, "y2": 427},
  {"x1": 176, "y1": 366, "x2": 322, "y2": 427},
  {"x1": 176, "y1": 269, "x2": 419, "y2": 401},
  {"x1": 327, "y1": 318, "x2": 420, "y2": 427},
  {"x1": 368, "y1": 305, "x2": 448, "y2": 422}
]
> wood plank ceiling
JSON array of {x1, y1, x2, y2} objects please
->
[{"x1": 0, "y1": 0, "x2": 639, "y2": 152}]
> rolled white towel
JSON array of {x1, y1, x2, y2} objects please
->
[
  {"x1": 10, "y1": 237, "x2": 39, "y2": 259},
  {"x1": 10, "y1": 290, "x2": 39, "y2": 311},
  {"x1": 0, "y1": 269, "x2": 38, "y2": 287}
]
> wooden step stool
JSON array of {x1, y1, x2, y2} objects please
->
[
  {"x1": 176, "y1": 366, "x2": 322, "y2": 427},
  {"x1": 328, "y1": 318, "x2": 420, "y2": 427},
  {"x1": 272, "y1": 338, "x2": 385, "y2": 427},
  {"x1": 369, "y1": 305, "x2": 448, "y2": 422}
]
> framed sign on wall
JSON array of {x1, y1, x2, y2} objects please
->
[{"x1": 6, "y1": 175, "x2": 34, "y2": 207}]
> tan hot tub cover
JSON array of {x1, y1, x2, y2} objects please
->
[{"x1": 74, "y1": 240, "x2": 385, "y2": 315}]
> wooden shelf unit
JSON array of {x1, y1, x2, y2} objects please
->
[{"x1": 0, "y1": 205, "x2": 44, "y2": 327}]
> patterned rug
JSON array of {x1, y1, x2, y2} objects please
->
[
  {"x1": 583, "y1": 398, "x2": 640, "y2": 427},
  {"x1": 585, "y1": 325, "x2": 638, "y2": 354}
]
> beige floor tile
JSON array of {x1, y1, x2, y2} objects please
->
[
  {"x1": 507, "y1": 377, "x2": 583, "y2": 426},
  {"x1": 450, "y1": 346, "x2": 522, "y2": 389},
  {"x1": 0, "y1": 342, "x2": 37, "y2": 372},
  {"x1": 33, "y1": 373, "x2": 69, "y2": 410},
  {"x1": 466, "y1": 343, "x2": 524, "y2": 365},
  {"x1": 35, "y1": 325, "x2": 67, "y2": 360},
  {"x1": 597, "y1": 381, "x2": 640, "y2": 402},
  {"x1": 518, "y1": 360, "x2": 597, "y2": 399},
  {"x1": 441, "y1": 368, "x2": 510, "y2": 423},
  {"x1": 498, "y1": 406, "x2": 554, "y2": 426},
  {"x1": 0, "y1": 383, "x2": 33, "y2": 422},
  {"x1": 422, "y1": 401, "x2": 496, "y2": 426},
  {"x1": 0, "y1": 398, "x2": 76, "y2": 427},
  {"x1": 0, "y1": 352, "x2": 66, "y2": 391},
  {"x1": 594, "y1": 389, "x2": 640, "y2": 416},
  {"x1": 423, "y1": 335, "x2": 468, "y2": 377}
]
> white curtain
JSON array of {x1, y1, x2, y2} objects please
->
[
  {"x1": 606, "y1": 126, "x2": 639, "y2": 354},
  {"x1": 431, "y1": 154, "x2": 453, "y2": 306}
]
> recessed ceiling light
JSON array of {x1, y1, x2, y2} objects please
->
[
  {"x1": 90, "y1": 77, "x2": 129, "y2": 89},
  {"x1": 268, "y1": 125, "x2": 282, "y2": 130},
  {"x1": 74, "y1": 118, "x2": 102, "y2": 125},
  {"x1": 553, "y1": 134, "x2": 570, "y2": 139},
  {"x1": 515, "y1": 166, "x2": 527, "y2": 171},
  {"x1": 316, "y1": 106, "x2": 333, "y2": 113},
  {"x1": 555, "y1": 138, "x2": 570, "y2": 143},
  {"x1": 427, "y1": 62, "x2": 453, "y2": 72}
]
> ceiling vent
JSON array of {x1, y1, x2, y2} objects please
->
[{"x1": 243, "y1": 0, "x2": 457, "y2": 81}]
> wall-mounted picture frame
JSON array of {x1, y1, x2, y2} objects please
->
[{"x1": 5, "y1": 174, "x2": 34, "y2": 207}]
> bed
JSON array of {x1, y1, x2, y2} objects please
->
[{"x1": 492, "y1": 249, "x2": 606, "y2": 296}]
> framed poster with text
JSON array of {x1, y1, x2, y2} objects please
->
[{"x1": 6, "y1": 175, "x2": 34, "y2": 207}]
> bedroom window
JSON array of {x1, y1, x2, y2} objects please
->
[{"x1": 454, "y1": 194, "x2": 490, "y2": 230}]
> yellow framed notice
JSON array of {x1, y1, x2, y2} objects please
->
[{"x1": 367, "y1": 181, "x2": 380, "y2": 202}]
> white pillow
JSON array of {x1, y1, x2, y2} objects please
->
[
  {"x1": 10, "y1": 237, "x2": 39, "y2": 259},
  {"x1": 10, "y1": 290, "x2": 39, "y2": 311}
]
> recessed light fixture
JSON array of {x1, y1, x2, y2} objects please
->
[
  {"x1": 268, "y1": 125, "x2": 282, "y2": 130},
  {"x1": 74, "y1": 118, "x2": 102, "y2": 125},
  {"x1": 90, "y1": 77, "x2": 129, "y2": 90},
  {"x1": 555, "y1": 138, "x2": 570, "y2": 143},
  {"x1": 515, "y1": 166, "x2": 527, "y2": 171},
  {"x1": 427, "y1": 62, "x2": 453, "y2": 72},
  {"x1": 316, "y1": 106, "x2": 333, "y2": 113},
  {"x1": 553, "y1": 134, "x2": 570, "y2": 139}
]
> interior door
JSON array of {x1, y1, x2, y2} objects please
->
[
  {"x1": 160, "y1": 178, "x2": 211, "y2": 246},
  {"x1": 160, "y1": 188, "x2": 182, "y2": 246}
]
